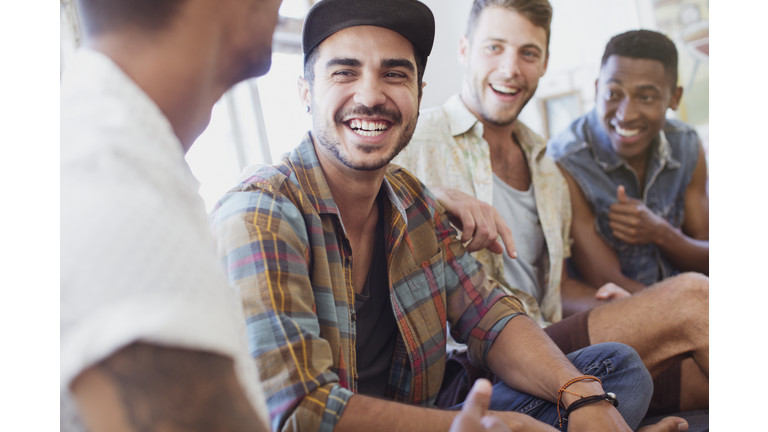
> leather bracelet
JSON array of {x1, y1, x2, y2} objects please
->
[{"x1": 561, "y1": 392, "x2": 619, "y2": 424}]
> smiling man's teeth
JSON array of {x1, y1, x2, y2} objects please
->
[
  {"x1": 491, "y1": 84, "x2": 519, "y2": 95},
  {"x1": 614, "y1": 125, "x2": 640, "y2": 137},
  {"x1": 348, "y1": 119, "x2": 390, "y2": 136}
]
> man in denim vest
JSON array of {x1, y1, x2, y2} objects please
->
[{"x1": 548, "y1": 30, "x2": 709, "y2": 292}]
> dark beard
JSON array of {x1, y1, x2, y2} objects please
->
[{"x1": 313, "y1": 104, "x2": 418, "y2": 171}]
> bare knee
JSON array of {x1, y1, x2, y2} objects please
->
[
  {"x1": 664, "y1": 273, "x2": 709, "y2": 342},
  {"x1": 673, "y1": 272, "x2": 709, "y2": 309},
  {"x1": 652, "y1": 272, "x2": 708, "y2": 310}
]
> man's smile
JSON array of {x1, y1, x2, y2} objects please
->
[
  {"x1": 609, "y1": 120, "x2": 647, "y2": 144},
  {"x1": 614, "y1": 124, "x2": 641, "y2": 137},
  {"x1": 490, "y1": 83, "x2": 521, "y2": 96},
  {"x1": 345, "y1": 118, "x2": 392, "y2": 137}
]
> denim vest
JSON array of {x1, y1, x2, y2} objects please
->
[{"x1": 547, "y1": 109, "x2": 700, "y2": 286}]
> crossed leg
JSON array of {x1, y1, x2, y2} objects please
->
[{"x1": 587, "y1": 272, "x2": 709, "y2": 411}]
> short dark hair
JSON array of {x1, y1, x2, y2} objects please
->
[
  {"x1": 465, "y1": 0, "x2": 553, "y2": 55},
  {"x1": 76, "y1": 0, "x2": 187, "y2": 36},
  {"x1": 303, "y1": 43, "x2": 427, "y2": 99},
  {"x1": 601, "y1": 30, "x2": 679, "y2": 88}
]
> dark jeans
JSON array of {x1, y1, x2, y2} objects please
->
[{"x1": 445, "y1": 343, "x2": 653, "y2": 431}]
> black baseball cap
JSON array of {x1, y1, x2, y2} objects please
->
[{"x1": 302, "y1": 0, "x2": 435, "y2": 67}]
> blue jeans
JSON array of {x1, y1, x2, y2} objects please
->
[{"x1": 453, "y1": 342, "x2": 653, "y2": 431}]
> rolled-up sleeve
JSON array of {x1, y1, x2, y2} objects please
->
[
  {"x1": 211, "y1": 181, "x2": 352, "y2": 432},
  {"x1": 428, "y1": 193, "x2": 527, "y2": 369}
]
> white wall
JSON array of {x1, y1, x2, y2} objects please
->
[
  {"x1": 419, "y1": 0, "x2": 474, "y2": 110},
  {"x1": 417, "y1": 0, "x2": 656, "y2": 138}
]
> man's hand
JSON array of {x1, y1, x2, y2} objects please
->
[
  {"x1": 594, "y1": 283, "x2": 631, "y2": 301},
  {"x1": 608, "y1": 186, "x2": 669, "y2": 245},
  {"x1": 449, "y1": 379, "x2": 510, "y2": 432},
  {"x1": 430, "y1": 186, "x2": 517, "y2": 258}
]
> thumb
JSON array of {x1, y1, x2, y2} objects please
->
[
  {"x1": 462, "y1": 378, "x2": 493, "y2": 419},
  {"x1": 617, "y1": 185, "x2": 628, "y2": 203}
]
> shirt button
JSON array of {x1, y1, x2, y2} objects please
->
[{"x1": 351, "y1": 313, "x2": 357, "y2": 321}]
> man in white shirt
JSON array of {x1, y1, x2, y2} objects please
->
[{"x1": 60, "y1": 0, "x2": 282, "y2": 430}]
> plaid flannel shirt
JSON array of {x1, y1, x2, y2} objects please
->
[{"x1": 211, "y1": 135, "x2": 526, "y2": 432}]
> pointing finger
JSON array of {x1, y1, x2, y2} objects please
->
[{"x1": 493, "y1": 211, "x2": 517, "y2": 259}]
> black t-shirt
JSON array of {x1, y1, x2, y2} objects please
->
[{"x1": 354, "y1": 191, "x2": 398, "y2": 397}]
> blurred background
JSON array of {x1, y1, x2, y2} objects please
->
[{"x1": 61, "y1": 0, "x2": 709, "y2": 211}]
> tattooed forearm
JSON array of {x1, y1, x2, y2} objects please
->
[{"x1": 72, "y1": 342, "x2": 266, "y2": 432}]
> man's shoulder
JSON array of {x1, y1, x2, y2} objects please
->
[
  {"x1": 546, "y1": 113, "x2": 591, "y2": 161},
  {"x1": 212, "y1": 160, "x2": 306, "y2": 220},
  {"x1": 411, "y1": 104, "x2": 452, "y2": 144},
  {"x1": 663, "y1": 118, "x2": 700, "y2": 151}
]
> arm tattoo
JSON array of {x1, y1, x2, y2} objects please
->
[{"x1": 98, "y1": 342, "x2": 263, "y2": 432}]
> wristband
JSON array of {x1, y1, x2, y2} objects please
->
[{"x1": 561, "y1": 392, "x2": 619, "y2": 426}]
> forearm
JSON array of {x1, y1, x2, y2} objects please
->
[
  {"x1": 486, "y1": 315, "x2": 603, "y2": 405},
  {"x1": 571, "y1": 252, "x2": 646, "y2": 294},
  {"x1": 335, "y1": 394, "x2": 457, "y2": 432},
  {"x1": 656, "y1": 225, "x2": 709, "y2": 275}
]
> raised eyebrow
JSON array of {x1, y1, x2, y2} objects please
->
[
  {"x1": 381, "y1": 58, "x2": 415, "y2": 73},
  {"x1": 606, "y1": 78, "x2": 623, "y2": 85},
  {"x1": 325, "y1": 58, "x2": 362, "y2": 69}
]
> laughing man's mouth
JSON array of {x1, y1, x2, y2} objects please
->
[
  {"x1": 490, "y1": 84, "x2": 520, "y2": 95},
  {"x1": 347, "y1": 119, "x2": 391, "y2": 137},
  {"x1": 614, "y1": 124, "x2": 641, "y2": 138}
]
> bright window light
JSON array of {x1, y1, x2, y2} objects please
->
[{"x1": 257, "y1": 53, "x2": 313, "y2": 162}]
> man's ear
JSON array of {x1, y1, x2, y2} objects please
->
[
  {"x1": 669, "y1": 85, "x2": 683, "y2": 111},
  {"x1": 458, "y1": 34, "x2": 469, "y2": 66},
  {"x1": 594, "y1": 78, "x2": 599, "y2": 103},
  {"x1": 298, "y1": 77, "x2": 311, "y2": 113},
  {"x1": 419, "y1": 81, "x2": 427, "y2": 103}
]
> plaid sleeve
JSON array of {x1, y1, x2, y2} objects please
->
[
  {"x1": 211, "y1": 181, "x2": 352, "y2": 432},
  {"x1": 426, "y1": 190, "x2": 527, "y2": 369}
]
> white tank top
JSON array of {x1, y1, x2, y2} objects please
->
[{"x1": 492, "y1": 173, "x2": 547, "y2": 304}]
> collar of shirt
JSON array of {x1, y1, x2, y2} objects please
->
[
  {"x1": 294, "y1": 134, "x2": 410, "y2": 223},
  {"x1": 442, "y1": 94, "x2": 549, "y2": 164}
]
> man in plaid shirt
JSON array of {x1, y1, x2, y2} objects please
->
[{"x1": 210, "y1": 1, "x2": 678, "y2": 431}]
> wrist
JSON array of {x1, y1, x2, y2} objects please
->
[
  {"x1": 560, "y1": 381, "x2": 605, "y2": 408},
  {"x1": 653, "y1": 218, "x2": 676, "y2": 247}
]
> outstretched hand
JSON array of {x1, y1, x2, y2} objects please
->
[
  {"x1": 608, "y1": 185, "x2": 668, "y2": 245},
  {"x1": 431, "y1": 186, "x2": 517, "y2": 258},
  {"x1": 449, "y1": 379, "x2": 510, "y2": 432}
]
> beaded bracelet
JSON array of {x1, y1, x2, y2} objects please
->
[{"x1": 556, "y1": 375, "x2": 603, "y2": 428}]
